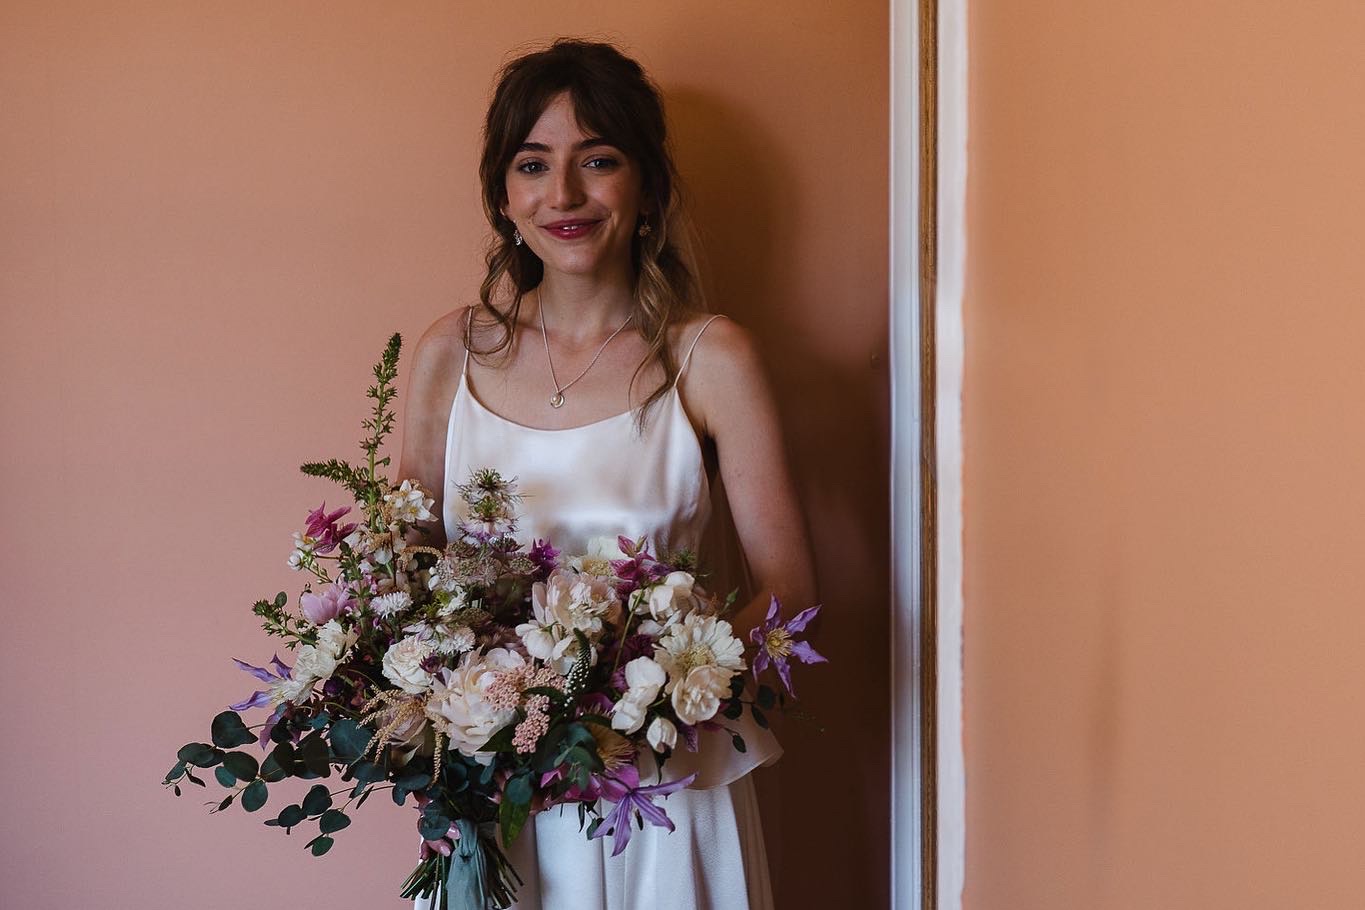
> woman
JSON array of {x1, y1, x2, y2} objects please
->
[{"x1": 399, "y1": 39, "x2": 816, "y2": 909}]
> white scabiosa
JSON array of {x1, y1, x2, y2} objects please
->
[{"x1": 371, "y1": 591, "x2": 412, "y2": 618}]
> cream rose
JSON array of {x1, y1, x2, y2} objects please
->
[
  {"x1": 425, "y1": 648, "x2": 524, "y2": 757},
  {"x1": 382, "y1": 636, "x2": 437, "y2": 695}
]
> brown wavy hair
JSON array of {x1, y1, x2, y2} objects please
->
[{"x1": 470, "y1": 38, "x2": 705, "y2": 430}]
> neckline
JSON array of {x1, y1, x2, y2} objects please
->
[{"x1": 458, "y1": 372, "x2": 673, "y2": 435}]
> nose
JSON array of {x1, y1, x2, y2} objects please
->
[{"x1": 547, "y1": 164, "x2": 585, "y2": 210}]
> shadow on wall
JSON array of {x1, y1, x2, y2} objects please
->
[{"x1": 669, "y1": 86, "x2": 893, "y2": 908}]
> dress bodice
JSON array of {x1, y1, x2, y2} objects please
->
[{"x1": 440, "y1": 312, "x2": 781, "y2": 788}]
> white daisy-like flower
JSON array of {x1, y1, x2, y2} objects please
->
[
  {"x1": 654, "y1": 613, "x2": 746, "y2": 692},
  {"x1": 371, "y1": 591, "x2": 412, "y2": 618},
  {"x1": 385, "y1": 479, "x2": 435, "y2": 524}
]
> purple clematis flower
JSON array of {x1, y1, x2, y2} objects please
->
[
  {"x1": 304, "y1": 503, "x2": 357, "y2": 555},
  {"x1": 750, "y1": 596, "x2": 827, "y2": 697},
  {"x1": 589, "y1": 764, "x2": 697, "y2": 857},
  {"x1": 230, "y1": 655, "x2": 291, "y2": 747}
]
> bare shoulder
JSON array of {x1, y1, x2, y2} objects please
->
[{"x1": 673, "y1": 314, "x2": 771, "y2": 440}]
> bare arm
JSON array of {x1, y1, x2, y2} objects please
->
[
  {"x1": 681, "y1": 317, "x2": 818, "y2": 638},
  {"x1": 395, "y1": 309, "x2": 468, "y2": 550}
]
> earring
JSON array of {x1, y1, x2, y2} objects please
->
[
  {"x1": 637, "y1": 217, "x2": 652, "y2": 238},
  {"x1": 512, "y1": 227, "x2": 524, "y2": 247}
]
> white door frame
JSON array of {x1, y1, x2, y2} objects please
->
[{"x1": 889, "y1": 0, "x2": 966, "y2": 906}]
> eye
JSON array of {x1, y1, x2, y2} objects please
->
[
  {"x1": 585, "y1": 156, "x2": 619, "y2": 170},
  {"x1": 515, "y1": 159, "x2": 546, "y2": 175}
]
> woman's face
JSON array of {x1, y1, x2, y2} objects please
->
[{"x1": 502, "y1": 91, "x2": 645, "y2": 282}]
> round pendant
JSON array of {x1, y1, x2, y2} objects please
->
[{"x1": 549, "y1": 392, "x2": 565, "y2": 409}]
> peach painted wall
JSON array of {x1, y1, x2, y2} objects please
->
[
  {"x1": 964, "y1": 2, "x2": 1365, "y2": 908},
  {"x1": 0, "y1": 3, "x2": 887, "y2": 908}
]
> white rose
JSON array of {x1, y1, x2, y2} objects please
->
[
  {"x1": 670, "y1": 665, "x2": 733, "y2": 725},
  {"x1": 382, "y1": 636, "x2": 437, "y2": 694},
  {"x1": 426, "y1": 648, "x2": 524, "y2": 756},
  {"x1": 314, "y1": 619, "x2": 358, "y2": 660},
  {"x1": 647, "y1": 716, "x2": 678, "y2": 752},
  {"x1": 292, "y1": 644, "x2": 339, "y2": 683},
  {"x1": 610, "y1": 691, "x2": 650, "y2": 734}
]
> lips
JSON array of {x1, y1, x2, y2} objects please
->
[{"x1": 540, "y1": 219, "x2": 601, "y2": 240}]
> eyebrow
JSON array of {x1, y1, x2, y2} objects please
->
[{"x1": 515, "y1": 137, "x2": 617, "y2": 153}]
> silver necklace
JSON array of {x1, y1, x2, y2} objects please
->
[{"x1": 537, "y1": 288, "x2": 634, "y2": 409}]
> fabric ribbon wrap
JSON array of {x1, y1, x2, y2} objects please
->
[{"x1": 443, "y1": 819, "x2": 492, "y2": 910}]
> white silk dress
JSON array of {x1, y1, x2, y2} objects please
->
[{"x1": 419, "y1": 313, "x2": 780, "y2": 910}]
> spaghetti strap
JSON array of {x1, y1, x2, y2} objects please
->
[
  {"x1": 461, "y1": 306, "x2": 474, "y2": 378},
  {"x1": 674, "y1": 314, "x2": 726, "y2": 388}
]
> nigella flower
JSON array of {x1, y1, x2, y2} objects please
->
[
  {"x1": 749, "y1": 595, "x2": 827, "y2": 697},
  {"x1": 230, "y1": 655, "x2": 292, "y2": 747},
  {"x1": 303, "y1": 502, "x2": 357, "y2": 555},
  {"x1": 589, "y1": 765, "x2": 697, "y2": 857}
]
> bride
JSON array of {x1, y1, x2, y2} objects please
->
[{"x1": 399, "y1": 38, "x2": 816, "y2": 910}]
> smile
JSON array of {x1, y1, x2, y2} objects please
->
[{"x1": 540, "y1": 220, "x2": 601, "y2": 240}]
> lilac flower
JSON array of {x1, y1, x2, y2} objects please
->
[
  {"x1": 304, "y1": 503, "x2": 357, "y2": 555},
  {"x1": 589, "y1": 764, "x2": 697, "y2": 857},
  {"x1": 749, "y1": 596, "x2": 827, "y2": 697},
  {"x1": 230, "y1": 655, "x2": 291, "y2": 747},
  {"x1": 299, "y1": 581, "x2": 354, "y2": 625}
]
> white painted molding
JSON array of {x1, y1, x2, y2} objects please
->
[
  {"x1": 888, "y1": 0, "x2": 924, "y2": 905},
  {"x1": 935, "y1": 0, "x2": 968, "y2": 904},
  {"x1": 889, "y1": 0, "x2": 966, "y2": 907}
]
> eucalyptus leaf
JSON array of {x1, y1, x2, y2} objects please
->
[
  {"x1": 176, "y1": 743, "x2": 218, "y2": 767},
  {"x1": 309, "y1": 835, "x2": 334, "y2": 857},
  {"x1": 301, "y1": 784, "x2": 332, "y2": 816},
  {"x1": 214, "y1": 767, "x2": 236, "y2": 788},
  {"x1": 418, "y1": 808, "x2": 452, "y2": 841},
  {"x1": 751, "y1": 706, "x2": 769, "y2": 729},
  {"x1": 298, "y1": 733, "x2": 331, "y2": 777},
  {"x1": 211, "y1": 711, "x2": 257, "y2": 749},
  {"x1": 329, "y1": 718, "x2": 373, "y2": 762},
  {"x1": 756, "y1": 686, "x2": 777, "y2": 711},
  {"x1": 242, "y1": 779, "x2": 268, "y2": 813},
  {"x1": 222, "y1": 751, "x2": 260, "y2": 782},
  {"x1": 731, "y1": 734, "x2": 747, "y2": 753},
  {"x1": 277, "y1": 804, "x2": 307, "y2": 828},
  {"x1": 318, "y1": 809, "x2": 351, "y2": 834}
]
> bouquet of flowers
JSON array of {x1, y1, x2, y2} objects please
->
[{"x1": 165, "y1": 335, "x2": 826, "y2": 910}]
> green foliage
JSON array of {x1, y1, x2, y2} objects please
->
[
  {"x1": 328, "y1": 717, "x2": 373, "y2": 762},
  {"x1": 222, "y1": 751, "x2": 260, "y2": 782},
  {"x1": 419, "y1": 803, "x2": 452, "y2": 840},
  {"x1": 731, "y1": 734, "x2": 747, "y2": 753},
  {"x1": 298, "y1": 459, "x2": 369, "y2": 501},
  {"x1": 177, "y1": 743, "x2": 223, "y2": 768},
  {"x1": 301, "y1": 784, "x2": 332, "y2": 816},
  {"x1": 211, "y1": 711, "x2": 257, "y2": 749},
  {"x1": 308, "y1": 835, "x2": 334, "y2": 857},
  {"x1": 318, "y1": 809, "x2": 351, "y2": 834},
  {"x1": 242, "y1": 779, "x2": 268, "y2": 813},
  {"x1": 214, "y1": 767, "x2": 236, "y2": 788},
  {"x1": 755, "y1": 685, "x2": 777, "y2": 711}
]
